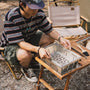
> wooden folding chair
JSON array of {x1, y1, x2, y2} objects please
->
[
  {"x1": 47, "y1": 0, "x2": 88, "y2": 40},
  {"x1": 35, "y1": 0, "x2": 90, "y2": 89},
  {"x1": 0, "y1": 18, "x2": 23, "y2": 80}
]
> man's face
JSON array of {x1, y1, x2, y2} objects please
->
[{"x1": 24, "y1": 5, "x2": 38, "y2": 17}]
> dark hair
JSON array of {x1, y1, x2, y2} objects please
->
[{"x1": 19, "y1": 0, "x2": 26, "y2": 11}]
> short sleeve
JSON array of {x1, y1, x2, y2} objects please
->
[
  {"x1": 4, "y1": 20, "x2": 24, "y2": 45},
  {"x1": 38, "y1": 12, "x2": 53, "y2": 34}
]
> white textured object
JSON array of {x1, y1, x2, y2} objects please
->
[
  {"x1": 44, "y1": 41, "x2": 81, "y2": 75},
  {"x1": 48, "y1": 6, "x2": 80, "y2": 26},
  {"x1": 54, "y1": 27, "x2": 87, "y2": 37}
]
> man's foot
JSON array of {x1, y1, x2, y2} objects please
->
[{"x1": 21, "y1": 68, "x2": 38, "y2": 83}]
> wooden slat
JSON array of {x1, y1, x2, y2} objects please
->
[
  {"x1": 80, "y1": 16, "x2": 88, "y2": 22},
  {"x1": 35, "y1": 57, "x2": 63, "y2": 80},
  {"x1": 49, "y1": 0, "x2": 79, "y2": 4},
  {"x1": 40, "y1": 79, "x2": 54, "y2": 90},
  {"x1": 64, "y1": 75, "x2": 71, "y2": 90},
  {"x1": 62, "y1": 61, "x2": 90, "y2": 78}
]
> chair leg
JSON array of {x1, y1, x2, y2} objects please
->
[
  {"x1": 36, "y1": 65, "x2": 44, "y2": 90},
  {"x1": 0, "y1": 50, "x2": 23, "y2": 80},
  {"x1": 64, "y1": 75, "x2": 71, "y2": 90},
  {"x1": 5, "y1": 61, "x2": 23, "y2": 80}
]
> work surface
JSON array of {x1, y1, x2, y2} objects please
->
[
  {"x1": 71, "y1": 36, "x2": 90, "y2": 65},
  {"x1": 35, "y1": 35, "x2": 90, "y2": 90},
  {"x1": 35, "y1": 36, "x2": 90, "y2": 90}
]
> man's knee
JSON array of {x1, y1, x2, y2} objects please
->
[
  {"x1": 39, "y1": 33, "x2": 54, "y2": 47},
  {"x1": 16, "y1": 48, "x2": 33, "y2": 68},
  {"x1": 16, "y1": 48, "x2": 32, "y2": 61}
]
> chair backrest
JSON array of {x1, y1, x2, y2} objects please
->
[{"x1": 48, "y1": 0, "x2": 80, "y2": 27}]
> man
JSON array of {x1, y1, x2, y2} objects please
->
[{"x1": 0, "y1": 0, "x2": 71, "y2": 82}]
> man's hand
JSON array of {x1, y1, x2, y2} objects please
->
[
  {"x1": 47, "y1": 30, "x2": 71, "y2": 50},
  {"x1": 60, "y1": 37, "x2": 71, "y2": 50},
  {"x1": 38, "y1": 48, "x2": 51, "y2": 59}
]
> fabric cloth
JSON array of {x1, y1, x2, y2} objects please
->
[
  {"x1": 0, "y1": 7, "x2": 53, "y2": 47},
  {"x1": 4, "y1": 44, "x2": 20, "y2": 65},
  {"x1": 4, "y1": 31, "x2": 43, "y2": 65}
]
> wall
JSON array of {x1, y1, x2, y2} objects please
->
[
  {"x1": 79, "y1": 0, "x2": 90, "y2": 21},
  {"x1": 79, "y1": 0, "x2": 90, "y2": 32}
]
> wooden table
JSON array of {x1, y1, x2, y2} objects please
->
[{"x1": 35, "y1": 36, "x2": 90, "y2": 90}]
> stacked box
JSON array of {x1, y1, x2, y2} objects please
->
[{"x1": 43, "y1": 41, "x2": 81, "y2": 75}]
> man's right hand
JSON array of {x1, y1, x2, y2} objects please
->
[{"x1": 38, "y1": 48, "x2": 51, "y2": 59}]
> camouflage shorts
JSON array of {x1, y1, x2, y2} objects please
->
[
  {"x1": 4, "y1": 44, "x2": 20, "y2": 66},
  {"x1": 4, "y1": 31, "x2": 43, "y2": 66}
]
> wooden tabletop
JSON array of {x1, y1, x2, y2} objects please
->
[{"x1": 71, "y1": 37, "x2": 90, "y2": 66}]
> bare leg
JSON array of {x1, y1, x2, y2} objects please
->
[
  {"x1": 39, "y1": 33, "x2": 55, "y2": 47},
  {"x1": 16, "y1": 48, "x2": 33, "y2": 68}
]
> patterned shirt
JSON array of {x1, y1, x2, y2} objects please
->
[{"x1": 0, "y1": 7, "x2": 53, "y2": 47}]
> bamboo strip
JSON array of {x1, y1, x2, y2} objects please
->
[
  {"x1": 40, "y1": 79, "x2": 54, "y2": 90},
  {"x1": 35, "y1": 57, "x2": 63, "y2": 80}
]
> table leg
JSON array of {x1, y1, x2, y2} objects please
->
[
  {"x1": 64, "y1": 75, "x2": 71, "y2": 90},
  {"x1": 36, "y1": 65, "x2": 44, "y2": 90}
]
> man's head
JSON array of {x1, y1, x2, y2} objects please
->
[
  {"x1": 19, "y1": 0, "x2": 45, "y2": 10},
  {"x1": 19, "y1": 0, "x2": 45, "y2": 18}
]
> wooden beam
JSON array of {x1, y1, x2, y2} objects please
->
[{"x1": 40, "y1": 79, "x2": 54, "y2": 90}]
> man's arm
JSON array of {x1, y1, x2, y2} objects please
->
[
  {"x1": 47, "y1": 30, "x2": 60, "y2": 40},
  {"x1": 18, "y1": 41, "x2": 39, "y2": 53},
  {"x1": 47, "y1": 30, "x2": 71, "y2": 50},
  {"x1": 18, "y1": 41, "x2": 51, "y2": 59}
]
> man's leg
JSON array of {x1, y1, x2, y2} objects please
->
[
  {"x1": 16, "y1": 47, "x2": 38, "y2": 82},
  {"x1": 39, "y1": 33, "x2": 55, "y2": 47},
  {"x1": 16, "y1": 49, "x2": 33, "y2": 68},
  {"x1": 4, "y1": 45, "x2": 32, "y2": 68}
]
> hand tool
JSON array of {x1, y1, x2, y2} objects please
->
[
  {"x1": 77, "y1": 45, "x2": 89, "y2": 56},
  {"x1": 71, "y1": 47, "x2": 87, "y2": 59}
]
